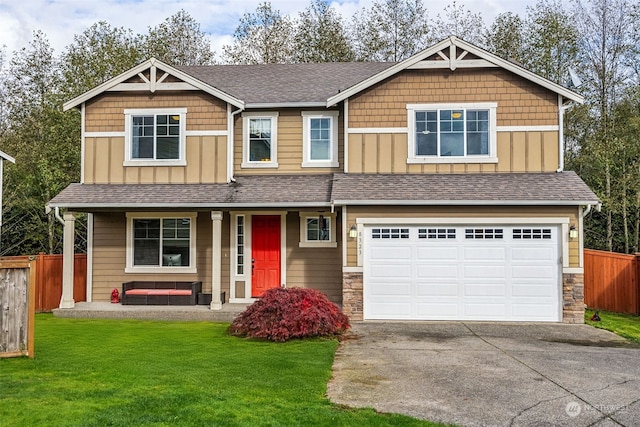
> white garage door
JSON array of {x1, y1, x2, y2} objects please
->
[{"x1": 363, "y1": 225, "x2": 561, "y2": 321}]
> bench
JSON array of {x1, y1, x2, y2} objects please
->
[{"x1": 122, "y1": 281, "x2": 202, "y2": 305}]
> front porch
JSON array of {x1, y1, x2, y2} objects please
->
[{"x1": 53, "y1": 302, "x2": 249, "y2": 322}]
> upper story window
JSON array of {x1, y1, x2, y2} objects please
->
[
  {"x1": 124, "y1": 108, "x2": 187, "y2": 166},
  {"x1": 125, "y1": 212, "x2": 197, "y2": 273},
  {"x1": 242, "y1": 112, "x2": 278, "y2": 168},
  {"x1": 406, "y1": 103, "x2": 497, "y2": 164},
  {"x1": 302, "y1": 111, "x2": 339, "y2": 168}
]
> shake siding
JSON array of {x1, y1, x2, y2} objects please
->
[
  {"x1": 348, "y1": 69, "x2": 557, "y2": 128},
  {"x1": 91, "y1": 212, "x2": 230, "y2": 302},
  {"x1": 234, "y1": 108, "x2": 343, "y2": 175},
  {"x1": 285, "y1": 212, "x2": 342, "y2": 303},
  {"x1": 345, "y1": 206, "x2": 580, "y2": 268},
  {"x1": 85, "y1": 92, "x2": 227, "y2": 132}
]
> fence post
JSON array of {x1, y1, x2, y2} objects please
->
[{"x1": 636, "y1": 253, "x2": 640, "y2": 315}]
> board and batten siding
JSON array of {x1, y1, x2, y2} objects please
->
[
  {"x1": 284, "y1": 212, "x2": 342, "y2": 303},
  {"x1": 347, "y1": 130, "x2": 559, "y2": 173},
  {"x1": 84, "y1": 92, "x2": 228, "y2": 184},
  {"x1": 91, "y1": 212, "x2": 230, "y2": 302},
  {"x1": 233, "y1": 109, "x2": 343, "y2": 175},
  {"x1": 345, "y1": 206, "x2": 580, "y2": 268}
]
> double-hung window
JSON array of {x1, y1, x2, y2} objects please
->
[
  {"x1": 124, "y1": 108, "x2": 186, "y2": 166},
  {"x1": 302, "y1": 111, "x2": 339, "y2": 168},
  {"x1": 407, "y1": 103, "x2": 497, "y2": 163},
  {"x1": 242, "y1": 112, "x2": 278, "y2": 168},
  {"x1": 126, "y1": 213, "x2": 196, "y2": 273}
]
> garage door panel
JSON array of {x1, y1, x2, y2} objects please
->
[
  {"x1": 369, "y1": 246, "x2": 412, "y2": 260},
  {"x1": 364, "y1": 224, "x2": 560, "y2": 322},
  {"x1": 417, "y1": 264, "x2": 458, "y2": 279},
  {"x1": 416, "y1": 303, "x2": 459, "y2": 317},
  {"x1": 416, "y1": 283, "x2": 458, "y2": 296},
  {"x1": 463, "y1": 265, "x2": 506, "y2": 279},
  {"x1": 463, "y1": 247, "x2": 507, "y2": 261},
  {"x1": 417, "y1": 246, "x2": 459, "y2": 259},
  {"x1": 463, "y1": 283, "x2": 506, "y2": 296}
]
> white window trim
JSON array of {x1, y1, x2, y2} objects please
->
[
  {"x1": 406, "y1": 103, "x2": 498, "y2": 164},
  {"x1": 125, "y1": 212, "x2": 197, "y2": 274},
  {"x1": 299, "y1": 212, "x2": 337, "y2": 248},
  {"x1": 301, "y1": 111, "x2": 339, "y2": 168},
  {"x1": 241, "y1": 112, "x2": 279, "y2": 169},
  {"x1": 123, "y1": 108, "x2": 187, "y2": 167}
]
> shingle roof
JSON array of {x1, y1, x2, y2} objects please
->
[
  {"x1": 331, "y1": 171, "x2": 599, "y2": 204},
  {"x1": 176, "y1": 62, "x2": 394, "y2": 105},
  {"x1": 48, "y1": 175, "x2": 334, "y2": 209},
  {"x1": 49, "y1": 172, "x2": 598, "y2": 210}
]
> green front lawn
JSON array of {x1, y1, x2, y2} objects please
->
[
  {"x1": 0, "y1": 315, "x2": 438, "y2": 427},
  {"x1": 585, "y1": 309, "x2": 640, "y2": 343}
]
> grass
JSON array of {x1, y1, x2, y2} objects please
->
[
  {"x1": 585, "y1": 309, "x2": 640, "y2": 343},
  {"x1": 0, "y1": 315, "x2": 440, "y2": 427}
]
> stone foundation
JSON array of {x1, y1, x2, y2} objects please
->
[
  {"x1": 342, "y1": 272, "x2": 363, "y2": 321},
  {"x1": 343, "y1": 271, "x2": 585, "y2": 324},
  {"x1": 562, "y1": 273, "x2": 585, "y2": 324}
]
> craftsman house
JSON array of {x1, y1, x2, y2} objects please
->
[{"x1": 49, "y1": 36, "x2": 598, "y2": 323}]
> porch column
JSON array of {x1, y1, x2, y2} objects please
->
[
  {"x1": 59, "y1": 212, "x2": 76, "y2": 309},
  {"x1": 210, "y1": 211, "x2": 223, "y2": 310}
]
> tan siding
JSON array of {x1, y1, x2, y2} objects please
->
[
  {"x1": 85, "y1": 92, "x2": 227, "y2": 132},
  {"x1": 285, "y1": 212, "x2": 342, "y2": 303},
  {"x1": 345, "y1": 206, "x2": 579, "y2": 268},
  {"x1": 542, "y1": 131, "x2": 559, "y2": 171},
  {"x1": 349, "y1": 69, "x2": 558, "y2": 128},
  {"x1": 85, "y1": 135, "x2": 227, "y2": 184},
  {"x1": 234, "y1": 108, "x2": 343, "y2": 175},
  {"x1": 91, "y1": 212, "x2": 231, "y2": 302}
]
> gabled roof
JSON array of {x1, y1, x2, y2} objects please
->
[
  {"x1": 0, "y1": 150, "x2": 15, "y2": 164},
  {"x1": 63, "y1": 36, "x2": 582, "y2": 111},
  {"x1": 326, "y1": 36, "x2": 584, "y2": 107},
  {"x1": 48, "y1": 172, "x2": 598, "y2": 210},
  {"x1": 178, "y1": 62, "x2": 393, "y2": 107},
  {"x1": 63, "y1": 58, "x2": 244, "y2": 111}
]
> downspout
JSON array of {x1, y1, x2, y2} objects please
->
[
  {"x1": 54, "y1": 207, "x2": 65, "y2": 226},
  {"x1": 227, "y1": 105, "x2": 244, "y2": 183},
  {"x1": 557, "y1": 95, "x2": 574, "y2": 173}
]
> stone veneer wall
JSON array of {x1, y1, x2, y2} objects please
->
[
  {"x1": 562, "y1": 273, "x2": 585, "y2": 324},
  {"x1": 342, "y1": 272, "x2": 585, "y2": 324},
  {"x1": 342, "y1": 272, "x2": 364, "y2": 321}
]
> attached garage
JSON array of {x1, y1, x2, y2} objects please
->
[{"x1": 363, "y1": 223, "x2": 561, "y2": 322}]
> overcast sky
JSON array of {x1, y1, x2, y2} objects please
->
[{"x1": 0, "y1": 0, "x2": 554, "y2": 59}]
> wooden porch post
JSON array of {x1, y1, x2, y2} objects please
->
[
  {"x1": 210, "y1": 211, "x2": 223, "y2": 310},
  {"x1": 59, "y1": 212, "x2": 76, "y2": 309}
]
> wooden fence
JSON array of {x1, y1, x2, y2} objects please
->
[
  {"x1": 0, "y1": 258, "x2": 36, "y2": 358},
  {"x1": 0, "y1": 254, "x2": 86, "y2": 312},
  {"x1": 584, "y1": 249, "x2": 640, "y2": 315}
]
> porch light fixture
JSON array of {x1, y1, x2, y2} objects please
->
[
  {"x1": 569, "y1": 225, "x2": 578, "y2": 239},
  {"x1": 349, "y1": 224, "x2": 358, "y2": 238}
]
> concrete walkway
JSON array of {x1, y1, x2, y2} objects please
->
[
  {"x1": 53, "y1": 302, "x2": 247, "y2": 322},
  {"x1": 328, "y1": 322, "x2": 640, "y2": 427}
]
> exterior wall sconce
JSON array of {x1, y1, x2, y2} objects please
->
[
  {"x1": 349, "y1": 224, "x2": 358, "y2": 238},
  {"x1": 569, "y1": 225, "x2": 578, "y2": 239}
]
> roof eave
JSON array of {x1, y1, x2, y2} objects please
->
[
  {"x1": 63, "y1": 58, "x2": 245, "y2": 111},
  {"x1": 47, "y1": 201, "x2": 333, "y2": 210},
  {"x1": 326, "y1": 36, "x2": 584, "y2": 106},
  {"x1": 332, "y1": 199, "x2": 599, "y2": 206}
]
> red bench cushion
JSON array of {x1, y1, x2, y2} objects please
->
[
  {"x1": 125, "y1": 289, "x2": 192, "y2": 296},
  {"x1": 125, "y1": 289, "x2": 151, "y2": 295},
  {"x1": 168, "y1": 290, "x2": 192, "y2": 296}
]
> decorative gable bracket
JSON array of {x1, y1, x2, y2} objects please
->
[
  {"x1": 407, "y1": 43, "x2": 498, "y2": 71},
  {"x1": 109, "y1": 64, "x2": 198, "y2": 93}
]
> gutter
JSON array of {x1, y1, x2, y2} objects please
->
[
  {"x1": 557, "y1": 96, "x2": 575, "y2": 173},
  {"x1": 331, "y1": 200, "x2": 601, "y2": 207},
  {"x1": 227, "y1": 105, "x2": 244, "y2": 183}
]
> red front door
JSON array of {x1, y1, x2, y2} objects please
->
[{"x1": 251, "y1": 215, "x2": 281, "y2": 297}]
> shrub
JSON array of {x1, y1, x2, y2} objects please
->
[{"x1": 229, "y1": 287, "x2": 351, "y2": 342}]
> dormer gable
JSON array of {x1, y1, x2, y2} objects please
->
[{"x1": 63, "y1": 58, "x2": 244, "y2": 111}]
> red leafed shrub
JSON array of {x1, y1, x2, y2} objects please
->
[{"x1": 229, "y1": 287, "x2": 350, "y2": 342}]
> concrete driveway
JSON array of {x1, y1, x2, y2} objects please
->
[{"x1": 327, "y1": 322, "x2": 640, "y2": 427}]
